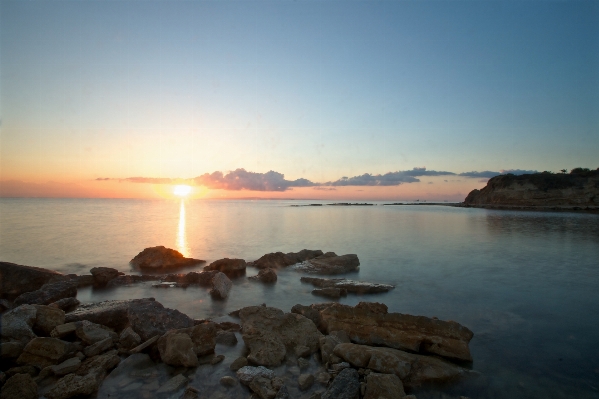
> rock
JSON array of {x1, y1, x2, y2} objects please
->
[
  {"x1": 48, "y1": 297, "x2": 80, "y2": 312},
  {"x1": 181, "y1": 387, "x2": 199, "y2": 399},
  {"x1": 298, "y1": 373, "x2": 314, "y2": 391},
  {"x1": 31, "y1": 305, "x2": 65, "y2": 335},
  {"x1": 14, "y1": 280, "x2": 77, "y2": 306},
  {"x1": 364, "y1": 372, "x2": 405, "y2": 399},
  {"x1": 156, "y1": 373, "x2": 188, "y2": 394},
  {"x1": 293, "y1": 253, "x2": 360, "y2": 274},
  {"x1": 295, "y1": 345, "x2": 311, "y2": 358},
  {"x1": 157, "y1": 332, "x2": 198, "y2": 367},
  {"x1": 230, "y1": 356, "x2": 248, "y2": 371},
  {"x1": 319, "y1": 303, "x2": 474, "y2": 362},
  {"x1": 236, "y1": 366, "x2": 275, "y2": 385},
  {"x1": 210, "y1": 272, "x2": 232, "y2": 299},
  {"x1": 220, "y1": 376, "x2": 237, "y2": 387},
  {"x1": 127, "y1": 299, "x2": 194, "y2": 341},
  {"x1": 50, "y1": 323, "x2": 77, "y2": 338},
  {"x1": 301, "y1": 277, "x2": 394, "y2": 294},
  {"x1": 312, "y1": 288, "x2": 346, "y2": 298},
  {"x1": 0, "y1": 342, "x2": 25, "y2": 359},
  {"x1": 89, "y1": 267, "x2": 121, "y2": 285},
  {"x1": 5, "y1": 366, "x2": 37, "y2": 378},
  {"x1": 180, "y1": 322, "x2": 218, "y2": 356},
  {"x1": 128, "y1": 335, "x2": 159, "y2": 354},
  {"x1": 1, "y1": 305, "x2": 37, "y2": 343},
  {"x1": 69, "y1": 275, "x2": 95, "y2": 288},
  {"x1": 162, "y1": 271, "x2": 218, "y2": 286},
  {"x1": 321, "y1": 368, "x2": 360, "y2": 399},
  {"x1": 319, "y1": 332, "x2": 350, "y2": 364},
  {"x1": 0, "y1": 262, "x2": 64, "y2": 300},
  {"x1": 0, "y1": 299, "x2": 12, "y2": 313},
  {"x1": 252, "y1": 249, "x2": 323, "y2": 269},
  {"x1": 239, "y1": 306, "x2": 323, "y2": 367},
  {"x1": 75, "y1": 320, "x2": 115, "y2": 345},
  {"x1": 0, "y1": 373, "x2": 38, "y2": 399},
  {"x1": 105, "y1": 275, "x2": 161, "y2": 287},
  {"x1": 210, "y1": 354, "x2": 225, "y2": 364},
  {"x1": 83, "y1": 337, "x2": 114, "y2": 357},
  {"x1": 249, "y1": 376, "x2": 277, "y2": 399},
  {"x1": 331, "y1": 362, "x2": 350, "y2": 372},
  {"x1": 76, "y1": 350, "x2": 120, "y2": 376},
  {"x1": 290, "y1": 304, "x2": 327, "y2": 330},
  {"x1": 316, "y1": 371, "x2": 331, "y2": 385},
  {"x1": 249, "y1": 268, "x2": 278, "y2": 283},
  {"x1": 119, "y1": 327, "x2": 141, "y2": 350},
  {"x1": 130, "y1": 246, "x2": 205, "y2": 271},
  {"x1": 216, "y1": 330, "x2": 238, "y2": 346},
  {"x1": 45, "y1": 370, "x2": 104, "y2": 399},
  {"x1": 65, "y1": 298, "x2": 152, "y2": 330},
  {"x1": 17, "y1": 338, "x2": 72, "y2": 369},
  {"x1": 298, "y1": 357, "x2": 310, "y2": 370},
  {"x1": 274, "y1": 386, "x2": 290, "y2": 399},
  {"x1": 51, "y1": 358, "x2": 81, "y2": 376},
  {"x1": 333, "y1": 343, "x2": 467, "y2": 387},
  {"x1": 204, "y1": 258, "x2": 247, "y2": 277}
]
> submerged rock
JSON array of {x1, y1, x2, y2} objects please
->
[
  {"x1": 14, "y1": 280, "x2": 77, "y2": 306},
  {"x1": 204, "y1": 258, "x2": 247, "y2": 276},
  {"x1": 130, "y1": 246, "x2": 205, "y2": 271},
  {"x1": 312, "y1": 288, "x2": 347, "y2": 298},
  {"x1": 0, "y1": 261, "x2": 65, "y2": 300},
  {"x1": 251, "y1": 249, "x2": 323, "y2": 269},
  {"x1": 301, "y1": 277, "x2": 394, "y2": 294},
  {"x1": 294, "y1": 253, "x2": 360, "y2": 275}
]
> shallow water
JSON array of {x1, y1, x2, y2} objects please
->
[{"x1": 1, "y1": 198, "x2": 598, "y2": 398}]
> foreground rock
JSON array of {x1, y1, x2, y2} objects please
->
[
  {"x1": 157, "y1": 322, "x2": 217, "y2": 367},
  {"x1": 1, "y1": 305, "x2": 38, "y2": 343},
  {"x1": 293, "y1": 253, "x2": 360, "y2": 274},
  {"x1": 301, "y1": 277, "x2": 394, "y2": 294},
  {"x1": 203, "y1": 258, "x2": 247, "y2": 277},
  {"x1": 13, "y1": 280, "x2": 77, "y2": 306},
  {"x1": 321, "y1": 367, "x2": 360, "y2": 399},
  {"x1": 17, "y1": 337, "x2": 74, "y2": 368},
  {"x1": 210, "y1": 272, "x2": 232, "y2": 299},
  {"x1": 33, "y1": 305, "x2": 65, "y2": 335},
  {"x1": 130, "y1": 246, "x2": 205, "y2": 271},
  {"x1": 65, "y1": 299, "x2": 153, "y2": 331},
  {"x1": 317, "y1": 302, "x2": 474, "y2": 362},
  {"x1": 239, "y1": 306, "x2": 323, "y2": 366},
  {"x1": 364, "y1": 372, "x2": 405, "y2": 399},
  {"x1": 251, "y1": 249, "x2": 323, "y2": 269},
  {"x1": 127, "y1": 299, "x2": 195, "y2": 341},
  {"x1": 0, "y1": 373, "x2": 38, "y2": 399},
  {"x1": 0, "y1": 261, "x2": 65, "y2": 300}
]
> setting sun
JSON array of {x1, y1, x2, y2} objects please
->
[{"x1": 173, "y1": 185, "x2": 192, "y2": 197}]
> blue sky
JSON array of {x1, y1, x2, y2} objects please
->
[{"x1": 1, "y1": 0, "x2": 597, "y2": 198}]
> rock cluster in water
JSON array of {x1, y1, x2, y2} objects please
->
[{"x1": 1, "y1": 249, "x2": 475, "y2": 399}]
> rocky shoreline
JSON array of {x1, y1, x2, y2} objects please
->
[{"x1": 1, "y1": 247, "x2": 476, "y2": 399}]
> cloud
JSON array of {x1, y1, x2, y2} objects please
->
[
  {"x1": 458, "y1": 171, "x2": 501, "y2": 178},
  {"x1": 500, "y1": 169, "x2": 538, "y2": 175},
  {"x1": 193, "y1": 169, "x2": 315, "y2": 191},
  {"x1": 313, "y1": 187, "x2": 336, "y2": 191},
  {"x1": 325, "y1": 167, "x2": 454, "y2": 187}
]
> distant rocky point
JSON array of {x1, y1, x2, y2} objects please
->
[{"x1": 462, "y1": 168, "x2": 599, "y2": 210}]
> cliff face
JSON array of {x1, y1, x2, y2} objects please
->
[{"x1": 463, "y1": 170, "x2": 599, "y2": 208}]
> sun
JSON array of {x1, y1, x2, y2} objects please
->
[{"x1": 173, "y1": 185, "x2": 192, "y2": 197}]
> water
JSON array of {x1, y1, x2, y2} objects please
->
[{"x1": 1, "y1": 198, "x2": 598, "y2": 398}]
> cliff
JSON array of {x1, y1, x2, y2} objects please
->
[{"x1": 462, "y1": 169, "x2": 599, "y2": 209}]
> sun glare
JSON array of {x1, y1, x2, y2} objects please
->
[{"x1": 173, "y1": 185, "x2": 192, "y2": 197}]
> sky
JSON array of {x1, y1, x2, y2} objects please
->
[{"x1": 1, "y1": 0, "x2": 597, "y2": 200}]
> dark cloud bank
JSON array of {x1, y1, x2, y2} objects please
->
[{"x1": 96, "y1": 167, "x2": 538, "y2": 192}]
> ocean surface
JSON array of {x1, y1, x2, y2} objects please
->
[{"x1": 1, "y1": 198, "x2": 598, "y2": 398}]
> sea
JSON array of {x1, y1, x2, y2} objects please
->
[{"x1": 1, "y1": 198, "x2": 598, "y2": 398}]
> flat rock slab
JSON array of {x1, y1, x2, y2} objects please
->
[
  {"x1": 130, "y1": 246, "x2": 205, "y2": 271},
  {"x1": 250, "y1": 249, "x2": 323, "y2": 269},
  {"x1": 127, "y1": 300, "x2": 194, "y2": 341},
  {"x1": 301, "y1": 277, "x2": 394, "y2": 294},
  {"x1": 293, "y1": 253, "x2": 360, "y2": 274},
  {"x1": 65, "y1": 298, "x2": 154, "y2": 331}
]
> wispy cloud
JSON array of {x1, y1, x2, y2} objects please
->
[
  {"x1": 500, "y1": 169, "x2": 538, "y2": 175},
  {"x1": 324, "y1": 167, "x2": 455, "y2": 187},
  {"x1": 193, "y1": 169, "x2": 315, "y2": 192}
]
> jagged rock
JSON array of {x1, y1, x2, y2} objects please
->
[
  {"x1": 17, "y1": 338, "x2": 73, "y2": 369},
  {"x1": 274, "y1": 386, "x2": 290, "y2": 399},
  {"x1": 239, "y1": 306, "x2": 323, "y2": 367},
  {"x1": 76, "y1": 350, "x2": 120, "y2": 376},
  {"x1": 156, "y1": 374, "x2": 188, "y2": 394},
  {"x1": 331, "y1": 362, "x2": 350, "y2": 372},
  {"x1": 320, "y1": 303, "x2": 473, "y2": 362},
  {"x1": 1, "y1": 305, "x2": 37, "y2": 343},
  {"x1": 0, "y1": 373, "x2": 38, "y2": 399},
  {"x1": 249, "y1": 376, "x2": 277, "y2": 399},
  {"x1": 290, "y1": 304, "x2": 328, "y2": 330},
  {"x1": 65, "y1": 298, "x2": 152, "y2": 330},
  {"x1": 295, "y1": 345, "x2": 311, "y2": 358},
  {"x1": 5, "y1": 366, "x2": 37, "y2": 378},
  {"x1": 31, "y1": 305, "x2": 65, "y2": 335},
  {"x1": 89, "y1": 267, "x2": 121, "y2": 285},
  {"x1": 0, "y1": 261, "x2": 64, "y2": 300},
  {"x1": 45, "y1": 369, "x2": 105, "y2": 399},
  {"x1": 252, "y1": 249, "x2": 323, "y2": 269},
  {"x1": 83, "y1": 337, "x2": 114, "y2": 357},
  {"x1": 118, "y1": 327, "x2": 141, "y2": 349},
  {"x1": 179, "y1": 322, "x2": 218, "y2": 356},
  {"x1": 216, "y1": 330, "x2": 238, "y2": 346},
  {"x1": 50, "y1": 323, "x2": 77, "y2": 338},
  {"x1": 14, "y1": 280, "x2": 77, "y2": 306},
  {"x1": 204, "y1": 258, "x2": 247, "y2": 277},
  {"x1": 363, "y1": 372, "x2": 405, "y2": 399},
  {"x1": 48, "y1": 297, "x2": 80, "y2": 312},
  {"x1": 75, "y1": 320, "x2": 116, "y2": 345},
  {"x1": 162, "y1": 271, "x2": 218, "y2": 286},
  {"x1": 210, "y1": 272, "x2": 232, "y2": 299},
  {"x1": 230, "y1": 356, "x2": 248, "y2": 371},
  {"x1": 51, "y1": 358, "x2": 81, "y2": 376},
  {"x1": 301, "y1": 277, "x2": 394, "y2": 294},
  {"x1": 298, "y1": 358, "x2": 310, "y2": 370},
  {"x1": 0, "y1": 342, "x2": 25, "y2": 359},
  {"x1": 130, "y1": 246, "x2": 205, "y2": 271},
  {"x1": 220, "y1": 376, "x2": 237, "y2": 387},
  {"x1": 157, "y1": 332, "x2": 198, "y2": 367},
  {"x1": 128, "y1": 335, "x2": 159, "y2": 354},
  {"x1": 293, "y1": 253, "x2": 360, "y2": 274},
  {"x1": 249, "y1": 268, "x2": 277, "y2": 283},
  {"x1": 236, "y1": 366, "x2": 275, "y2": 385},
  {"x1": 316, "y1": 371, "x2": 331, "y2": 385},
  {"x1": 333, "y1": 343, "x2": 467, "y2": 387},
  {"x1": 127, "y1": 299, "x2": 194, "y2": 341},
  {"x1": 298, "y1": 373, "x2": 314, "y2": 391},
  {"x1": 321, "y1": 367, "x2": 360, "y2": 399},
  {"x1": 312, "y1": 288, "x2": 346, "y2": 298}
]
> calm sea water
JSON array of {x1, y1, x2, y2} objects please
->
[{"x1": 1, "y1": 198, "x2": 598, "y2": 398}]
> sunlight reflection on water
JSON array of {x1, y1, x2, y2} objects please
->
[{"x1": 176, "y1": 200, "x2": 189, "y2": 257}]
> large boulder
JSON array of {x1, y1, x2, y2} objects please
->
[
  {"x1": 16, "y1": 338, "x2": 73, "y2": 369},
  {"x1": 319, "y1": 302, "x2": 474, "y2": 362},
  {"x1": 210, "y1": 272, "x2": 232, "y2": 299},
  {"x1": 33, "y1": 305, "x2": 65, "y2": 335},
  {"x1": 0, "y1": 261, "x2": 64, "y2": 300},
  {"x1": 65, "y1": 298, "x2": 154, "y2": 331},
  {"x1": 293, "y1": 253, "x2": 360, "y2": 274},
  {"x1": 157, "y1": 332, "x2": 198, "y2": 367},
  {"x1": 89, "y1": 267, "x2": 121, "y2": 286},
  {"x1": 239, "y1": 306, "x2": 323, "y2": 367},
  {"x1": 203, "y1": 258, "x2": 246, "y2": 277},
  {"x1": 364, "y1": 372, "x2": 405, "y2": 399},
  {"x1": 333, "y1": 342, "x2": 467, "y2": 387},
  {"x1": 301, "y1": 277, "x2": 394, "y2": 294},
  {"x1": 1, "y1": 305, "x2": 37, "y2": 343},
  {"x1": 130, "y1": 246, "x2": 205, "y2": 271},
  {"x1": 251, "y1": 249, "x2": 323, "y2": 269},
  {"x1": 0, "y1": 373, "x2": 38, "y2": 399},
  {"x1": 127, "y1": 300, "x2": 194, "y2": 341},
  {"x1": 13, "y1": 280, "x2": 77, "y2": 306},
  {"x1": 236, "y1": 366, "x2": 275, "y2": 385},
  {"x1": 178, "y1": 322, "x2": 217, "y2": 356},
  {"x1": 321, "y1": 367, "x2": 360, "y2": 399}
]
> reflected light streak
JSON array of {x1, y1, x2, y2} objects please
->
[{"x1": 176, "y1": 199, "x2": 190, "y2": 257}]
